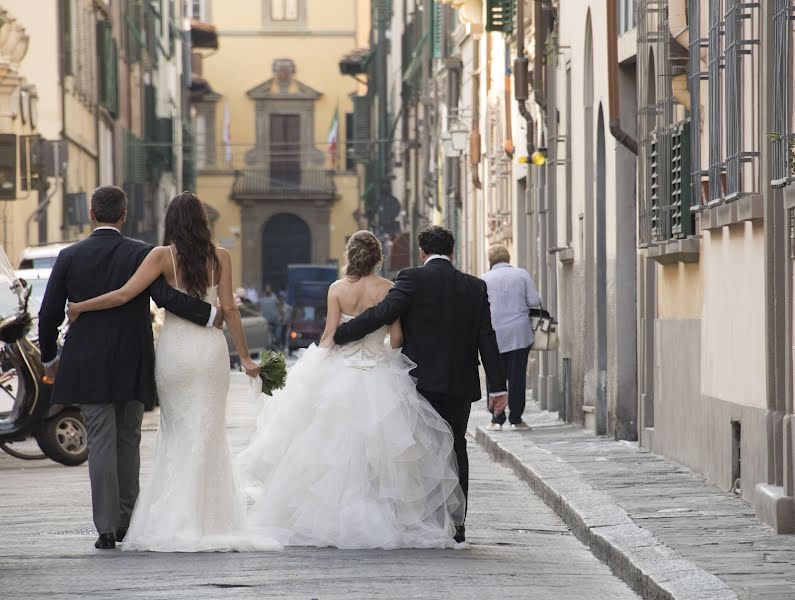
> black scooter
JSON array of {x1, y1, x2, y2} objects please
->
[{"x1": 0, "y1": 254, "x2": 88, "y2": 466}]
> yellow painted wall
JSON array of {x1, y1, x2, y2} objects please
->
[
  {"x1": 657, "y1": 260, "x2": 703, "y2": 319},
  {"x1": 700, "y1": 223, "x2": 767, "y2": 410},
  {"x1": 196, "y1": 0, "x2": 367, "y2": 287}
]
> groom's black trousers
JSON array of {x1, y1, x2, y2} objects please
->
[{"x1": 418, "y1": 389, "x2": 471, "y2": 523}]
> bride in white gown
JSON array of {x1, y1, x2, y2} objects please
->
[
  {"x1": 239, "y1": 231, "x2": 464, "y2": 549},
  {"x1": 68, "y1": 193, "x2": 281, "y2": 553}
]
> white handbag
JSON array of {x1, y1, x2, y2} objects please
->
[{"x1": 529, "y1": 307, "x2": 559, "y2": 351}]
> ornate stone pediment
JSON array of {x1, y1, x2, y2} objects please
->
[{"x1": 246, "y1": 59, "x2": 321, "y2": 100}]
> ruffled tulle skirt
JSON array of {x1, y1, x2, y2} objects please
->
[{"x1": 238, "y1": 344, "x2": 464, "y2": 549}]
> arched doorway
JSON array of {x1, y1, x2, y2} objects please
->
[
  {"x1": 595, "y1": 104, "x2": 608, "y2": 435},
  {"x1": 261, "y1": 214, "x2": 311, "y2": 292}
]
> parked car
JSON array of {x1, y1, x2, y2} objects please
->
[
  {"x1": 223, "y1": 303, "x2": 274, "y2": 368},
  {"x1": 286, "y1": 264, "x2": 338, "y2": 354},
  {"x1": 18, "y1": 242, "x2": 74, "y2": 270},
  {"x1": 14, "y1": 268, "x2": 52, "y2": 336}
]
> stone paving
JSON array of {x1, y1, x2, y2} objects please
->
[
  {"x1": 0, "y1": 375, "x2": 639, "y2": 600},
  {"x1": 471, "y1": 402, "x2": 795, "y2": 600}
]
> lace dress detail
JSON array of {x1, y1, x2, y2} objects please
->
[
  {"x1": 122, "y1": 254, "x2": 280, "y2": 552},
  {"x1": 238, "y1": 314, "x2": 465, "y2": 549}
]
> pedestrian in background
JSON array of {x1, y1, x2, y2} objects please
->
[{"x1": 481, "y1": 244, "x2": 541, "y2": 431}]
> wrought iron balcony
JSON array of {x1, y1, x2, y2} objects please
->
[{"x1": 232, "y1": 168, "x2": 337, "y2": 199}]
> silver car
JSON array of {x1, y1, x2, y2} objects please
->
[{"x1": 223, "y1": 302, "x2": 274, "y2": 367}]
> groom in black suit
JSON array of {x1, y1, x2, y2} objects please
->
[
  {"x1": 334, "y1": 226, "x2": 507, "y2": 543},
  {"x1": 38, "y1": 186, "x2": 219, "y2": 550}
]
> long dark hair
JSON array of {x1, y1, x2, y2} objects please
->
[{"x1": 162, "y1": 192, "x2": 219, "y2": 298}]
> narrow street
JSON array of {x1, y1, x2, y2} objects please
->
[{"x1": 0, "y1": 375, "x2": 639, "y2": 600}]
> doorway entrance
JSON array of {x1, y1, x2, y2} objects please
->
[{"x1": 261, "y1": 213, "x2": 311, "y2": 291}]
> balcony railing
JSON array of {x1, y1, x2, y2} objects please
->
[{"x1": 232, "y1": 168, "x2": 336, "y2": 199}]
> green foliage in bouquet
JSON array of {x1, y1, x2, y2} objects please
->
[{"x1": 259, "y1": 350, "x2": 287, "y2": 396}]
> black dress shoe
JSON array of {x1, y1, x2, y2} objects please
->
[
  {"x1": 95, "y1": 533, "x2": 116, "y2": 549},
  {"x1": 454, "y1": 525, "x2": 465, "y2": 543},
  {"x1": 115, "y1": 527, "x2": 127, "y2": 543}
]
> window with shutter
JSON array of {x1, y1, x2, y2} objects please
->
[
  {"x1": 671, "y1": 121, "x2": 694, "y2": 238},
  {"x1": 432, "y1": 1, "x2": 442, "y2": 59},
  {"x1": 486, "y1": 0, "x2": 514, "y2": 34},
  {"x1": 352, "y1": 95, "x2": 372, "y2": 161}
]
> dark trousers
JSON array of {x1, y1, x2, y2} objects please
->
[
  {"x1": 80, "y1": 401, "x2": 144, "y2": 535},
  {"x1": 487, "y1": 346, "x2": 531, "y2": 425},
  {"x1": 418, "y1": 389, "x2": 471, "y2": 524}
]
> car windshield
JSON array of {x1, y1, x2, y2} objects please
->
[{"x1": 26, "y1": 278, "x2": 49, "y2": 315}]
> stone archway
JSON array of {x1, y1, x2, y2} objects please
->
[{"x1": 261, "y1": 213, "x2": 311, "y2": 292}]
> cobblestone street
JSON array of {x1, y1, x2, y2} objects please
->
[{"x1": 0, "y1": 375, "x2": 639, "y2": 600}]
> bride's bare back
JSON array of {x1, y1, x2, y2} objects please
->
[
  {"x1": 334, "y1": 274, "x2": 393, "y2": 316},
  {"x1": 320, "y1": 273, "x2": 403, "y2": 348}
]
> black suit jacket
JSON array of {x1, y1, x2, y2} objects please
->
[
  {"x1": 334, "y1": 258, "x2": 506, "y2": 402},
  {"x1": 38, "y1": 229, "x2": 212, "y2": 408}
]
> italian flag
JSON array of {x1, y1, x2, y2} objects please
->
[{"x1": 327, "y1": 107, "x2": 339, "y2": 168}]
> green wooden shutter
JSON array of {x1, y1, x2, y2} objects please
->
[
  {"x1": 97, "y1": 20, "x2": 119, "y2": 116},
  {"x1": 432, "y1": 1, "x2": 442, "y2": 59},
  {"x1": 671, "y1": 121, "x2": 693, "y2": 238},
  {"x1": 352, "y1": 95, "x2": 372, "y2": 161},
  {"x1": 486, "y1": 0, "x2": 514, "y2": 33},
  {"x1": 649, "y1": 133, "x2": 661, "y2": 241}
]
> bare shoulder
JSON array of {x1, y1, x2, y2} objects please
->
[
  {"x1": 329, "y1": 278, "x2": 346, "y2": 292},
  {"x1": 376, "y1": 275, "x2": 395, "y2": 289},
  {"x1": 215, "y1": 246, "x2": 232, "y2": 264}
]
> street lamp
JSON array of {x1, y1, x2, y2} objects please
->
[{"x1": 442, "y1": 116, "x2": 469, "y2": 157}]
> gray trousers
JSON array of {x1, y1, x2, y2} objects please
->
[{"x1": 79, "y1": 402, "x2": 145, "y2": 535}]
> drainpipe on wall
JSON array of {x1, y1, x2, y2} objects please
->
[
  {"x1": 515, "y1": 0, "x2": 534, "y2": 157},
  {"x1": 606, "y1": 0, "x2": 638, "y2": 155},
  {"x1": 471, "y1": 36, "x2": 482, "y2": 190},
  {"x1": 504, "y1": 45, "x2": 515, "y2": 158}
]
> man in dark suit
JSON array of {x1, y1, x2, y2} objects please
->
[
  {"x1": 334, "y1": 225, "x2": 507, "y2": 543},
  {"x1": 38, "y1": 186, "x2": 219, "y2": 550}
]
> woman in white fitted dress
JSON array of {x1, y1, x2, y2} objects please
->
[{"x1": 68, "y1": 192, "x2": 281, "y2": 553}]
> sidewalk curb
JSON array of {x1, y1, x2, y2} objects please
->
[{"x1": 474, "y1": 427, "x2": 738, "y2": 600}]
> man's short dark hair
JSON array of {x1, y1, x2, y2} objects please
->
[
  {"x1": 418, "y1": 225, "x2": 455, "y2": 256},
  {"x1": 91, "y1": 185, "x2": 127, "y2": 224}
]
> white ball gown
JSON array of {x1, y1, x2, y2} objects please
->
[
  {"x1": 122, "y1": 284, "x2": 281, "y2": 553},
  {"x1": 238, "y1": 315, "x2": 465, "y2": 549}
]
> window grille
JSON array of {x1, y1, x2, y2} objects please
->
[
  {"x1": 707, "y1": 0, "x2": 723, "y2": 203},
  {"x1": 688, "y1": 0, "x2": 705, "y2": 203},
  {"x1": 771, "y1": 0, "x2": 793, "y2": 186},
  {"x1": 723, "y1": 0, "x2": 760, "y2": 199}
]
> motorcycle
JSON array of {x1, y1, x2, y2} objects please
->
[{"x1": 0, "y1": 248, "x2": 88, "y2": 466}]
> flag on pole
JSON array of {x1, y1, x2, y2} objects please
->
[
  {"x1": 223, "y1": 102, "x2": 232, "y2": 165},
  {"x1": 327, "y1": 107, "x2": 339, "y2": 169}
]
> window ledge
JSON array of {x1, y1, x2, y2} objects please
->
[
  {"x1": 648, "y1": 236, "x2": 700, "y2": 265},
  {"x1": 698, "y1": 193, "x2": 764, "y2": 231}
]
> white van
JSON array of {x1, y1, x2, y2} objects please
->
[{"x1": 18, "y1": 242, "x2": 75, "y2": 270}]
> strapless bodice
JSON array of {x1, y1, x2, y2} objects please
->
[{"x1": 336, "y1": 313, "x2": 390, "y2": 369}]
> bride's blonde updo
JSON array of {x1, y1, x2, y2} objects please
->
[{"x1": 345, "y1": 230, "x2": 383, "y2": 279}]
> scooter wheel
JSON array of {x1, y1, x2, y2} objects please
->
[{"x1": 35, "y1": 408, "x2": 89, "y2": 466}]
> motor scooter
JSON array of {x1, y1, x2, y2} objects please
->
[{"x1": 0, "y1": 249, "x2": 88, "y2": 466}]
